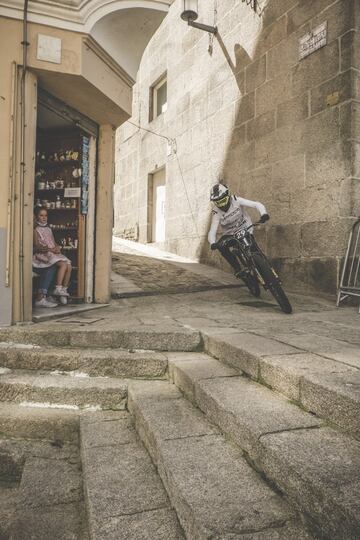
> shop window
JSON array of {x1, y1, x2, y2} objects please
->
[{"x1": 150, "y1": 75, "x2": 167, "y2": 121}]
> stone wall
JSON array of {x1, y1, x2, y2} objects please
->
[{"x1": 114, "y1": 0, "x2": 360, "y2": 295}]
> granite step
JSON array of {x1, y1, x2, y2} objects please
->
[
  {"x1": 80, "y1": 411, "x2": 184, "y2": 540},
  {"x1": 0, "y1": 482, "x2": 18, "y2": 539},
  {"x1": 0, "y1": 402, "x2": 79, "y2": 443},
  {"x1": 127, "y1": 379, "x2": 315, "y2": 540},
  {"x1": 169, "y1": 352, "x2": 360, "y2": 540},
  {"x1": 0, "y1": 442, "x2": 23, "y2": 540},
  {"x1": 0, "y1": 369, "x2": 127, "y2": 410},
  {"x1": 0, "y1": 325, "x2": 201, "y2": 351},
  {"x1": 203, "y1": 331, "x2": 360, "y2": 439},
  {"x1": 0, "y1": 344, "x2": 167, "y2": 379},
  {"x1": 0, "y1": 437, "x2": 88, "y2": 539}
]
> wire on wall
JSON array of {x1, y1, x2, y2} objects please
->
[
  {"x1": 208, "y1": 0, "x2": 218, "y2": 55},
  {"x1": 122, "y1": 119, "x2": 201, "y2": 240},
  {"x1": 174, "y1": 151, "x2": 201, "y2": 240},
  {"x1": 127, "y1": 120, "x2": 175, "y2": 147}
]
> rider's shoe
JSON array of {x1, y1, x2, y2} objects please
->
[{"x1": 236, "y1": 269, "x2": 253, "y2": 281}]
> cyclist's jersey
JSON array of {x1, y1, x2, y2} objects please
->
[{"x1": 208, "y1": 195, "x2": 267, "y2": 245}]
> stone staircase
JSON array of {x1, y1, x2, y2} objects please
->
[{"x1": 0, "y1": 325, "x2": 358, "y2": 539}]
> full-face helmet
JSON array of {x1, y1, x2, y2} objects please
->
[{"x1": 210, "y1": 183, "x2": 230, "y2": 210}]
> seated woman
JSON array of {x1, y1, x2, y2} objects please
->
[{"x1": 33, "y1": 206, "x2": 72, "y2": 305}]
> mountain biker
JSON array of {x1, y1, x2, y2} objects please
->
[{"x1": 208, "y1": 183, "x2": 269, "y2": 278}]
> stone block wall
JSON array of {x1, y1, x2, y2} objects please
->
[{"x1": 115, "y1": 0, "x2": 360, "y2": 295}]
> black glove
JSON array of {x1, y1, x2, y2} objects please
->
[
  {"x1": 211, "y1": 242, "x2": 218, "y2": 251},
  {"x1": 260, "y1": 213, "x2": 270, "y2": 223}
]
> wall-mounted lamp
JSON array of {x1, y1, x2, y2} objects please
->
[{"x1": 180, "y1": 0, "x2": 217, "y2": 34}]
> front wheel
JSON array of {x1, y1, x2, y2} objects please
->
[
  {"x1": 241, "y1": 272, "x2": 261, "y2": 297},
  {"x1": 233, "y1": 250, "x2": 261, "y2": 297},
  {"x1": 252, "y1": 253, "x2": 292, "y2": 314}
]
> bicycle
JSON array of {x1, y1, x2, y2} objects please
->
[{"x1": 213, "y1": 221, "x2": 292, "y2": 314}]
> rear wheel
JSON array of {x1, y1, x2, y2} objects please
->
[{"x1": 252, "y1": 253, "x2": 292, "y2": 314}]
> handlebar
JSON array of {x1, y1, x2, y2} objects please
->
[
  {"x1": 237, "y1": 220, "x2": 263, "y2": 234},
  {"x1": 211, "y1": 218, "x2": 268, "y2": 250}
]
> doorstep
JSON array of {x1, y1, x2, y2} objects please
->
[{"x1": 32, "y1": 303, "x2": 109, "y2": 323}]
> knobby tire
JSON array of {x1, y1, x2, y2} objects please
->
[
  {"x1": 233, "y1": 249, "x2": 261, "y2": 297},
  {"x1": 252, "y1": 253, "x2": 292, "y2": 314}
]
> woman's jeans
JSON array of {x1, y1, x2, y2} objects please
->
[{"x1": 33, "y1": 265, "x2": 57, "y2": 295}]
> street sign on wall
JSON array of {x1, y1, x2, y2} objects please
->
[
  {"x1": 299, "y1": 22, "x2": 327, "y2": 60},
  {"x1": 37, "y1": 34, "x2": 62, "y2": 64}
]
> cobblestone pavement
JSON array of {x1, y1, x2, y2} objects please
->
[
  {"x1": 111, "y1": 237, "x2": 240, "y2": 296},
  {"x1": 111, "y1": 252, "x2": 230, "y2": 293}
]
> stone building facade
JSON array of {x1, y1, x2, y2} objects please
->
[{"x1": 115, "y1": 0, "x2": 360, "y2": 295}]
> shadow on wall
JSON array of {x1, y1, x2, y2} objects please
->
[
  {"x1": 198, "y1": 4, "x2": 268, "y2": 276},
  {"x1": 199, "y1": 0, "x2": 351, "y2": 295}
]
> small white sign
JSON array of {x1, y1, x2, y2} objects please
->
[
  {"x1": 299, "y1": 22, "x2": 327, "y2": 60},
  {"x1": 37, "y1": 34, "x2": 62, "y2": 64},
  {"x1": 64, "y1": 187, "x2": 81, "y2": 198}
]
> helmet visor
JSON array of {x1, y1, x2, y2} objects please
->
[{"x1": 214, "y1": 195, "x2": 230, "y2": 208}]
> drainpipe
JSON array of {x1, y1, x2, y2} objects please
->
[
  {"x1": 6, "y1": 62, "x2": 17, "y2": 288},
  {"x1": 19, "y1": 0, "x2": 29, "y2": 321}
]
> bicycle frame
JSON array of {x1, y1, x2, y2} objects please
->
[{"x1": 227, "y1": 222, "x2": 280, "y2": 287}]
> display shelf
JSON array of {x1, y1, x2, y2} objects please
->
[
  {"x1": 37, "y1": 188, "x2": 65, "y2": 192},
  {"x1": 51, "y1": 227, "x2": 78, "y2": 231},
  {"x1": 46, "y1": 208, "x2": 78, "y2": 211},
  {"x1": 36, "y1": 159, "x2": 80, "y2": 168}
]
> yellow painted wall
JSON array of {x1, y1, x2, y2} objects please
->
[{"x1": 0, "y1": 15, "x2": 132, "y2": 323}]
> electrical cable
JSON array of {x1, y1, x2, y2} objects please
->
[
  {"x1": 174, "y1": 151, "x2": 201, "y2": 240},
  {"x1": 126, "y1": 120, "x2": 175, "y2": 146}
]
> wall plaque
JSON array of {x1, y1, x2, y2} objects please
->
[
  {"x1": 37, "y1": 34, "x2": 62, "y2": 64},
  {"x1": 299, "y1": 22, "x2": 327, "y2": 60}
]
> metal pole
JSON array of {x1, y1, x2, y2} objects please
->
[{"x1": 19, "y1": 0, "x2": 29, "y2": 321}]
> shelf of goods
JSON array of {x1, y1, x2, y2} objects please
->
[{"x1": 35, "y1": 129, "x2": 87, "y2": 301}]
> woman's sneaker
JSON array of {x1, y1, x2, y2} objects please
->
[
  {"x1": 59, "y1": 295, "x2": 68, "y2": 305},
  {"x1": 35, "y1": 297, "x2": 58, "y2": 308},
  {"x1": 60, "y1": 286, "x2": 69, "y2": 297},
  {"x1": 52, "y1": 285, "x2": 63, "y2": 296}
]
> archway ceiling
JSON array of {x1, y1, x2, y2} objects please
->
[{"x1": 90, "y1": 8, "x2": 166, "y2": 79}]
